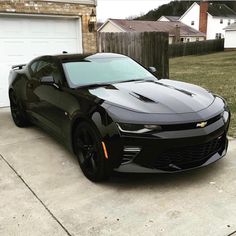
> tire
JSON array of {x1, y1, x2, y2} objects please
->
[
  {"x1": 74, "y1": 121, "x2": 112, "y2": 182},
  {"x1": 9, "y1": 91, "x2": 31, "y2": 128}
]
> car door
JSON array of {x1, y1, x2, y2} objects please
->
[{"x1": 26, "y1": 57, "x2": 63, "y2": 138}]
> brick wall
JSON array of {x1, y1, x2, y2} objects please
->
[
  {"x1": 0, "y1": 0, "x2": 97, "y2": 53},
  {"x1": 199, "y1": 1, "x2": 208, "y2": 34}
]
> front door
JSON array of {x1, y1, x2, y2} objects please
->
[{"x1": 26, "y1": 58, "x2": 63, "y2": 137}]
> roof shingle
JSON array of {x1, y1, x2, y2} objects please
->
[
  {"x1": 109, "y1": 19, "x2": 205, "y2": 37},
  {"x1": 208, "y1": 4, "x2": 236, "y2": 17}
]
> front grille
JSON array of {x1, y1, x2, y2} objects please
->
[
  {"x1": 153, "y1": 135, "x2": 226, "y2": 170},
  {"x1": 160, "y1": 114, "x2": 222, "y2": 132}
]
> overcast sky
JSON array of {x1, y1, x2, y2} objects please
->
[{"x1": 97, "y1": 0, "x2": 171, "y2": 22}]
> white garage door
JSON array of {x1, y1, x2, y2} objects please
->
[{"x1": 0, "y1": 15, "x2": 82, "y2": 107}]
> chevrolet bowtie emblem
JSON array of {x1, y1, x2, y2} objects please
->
[{"x1": 196, "y1": 121, "x2": 208, "y2": 128}]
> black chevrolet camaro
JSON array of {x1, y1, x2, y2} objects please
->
[{"x1": 9, "y1": 53, "x2": 230, "y2": 182}]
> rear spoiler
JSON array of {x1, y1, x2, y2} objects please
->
[{"x1": 12, "y1": 64, "x2": 26, "y2": 70}]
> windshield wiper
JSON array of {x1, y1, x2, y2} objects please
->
[
  {"x1": 76, "y1": 82, "x2": 112, "y2": 89},
  {"x1": 116, "y1": 77, "x2": 157, "y2": 84},
  {"x1": 75, "y1": 77, "x2": 157, "y2": 89}
]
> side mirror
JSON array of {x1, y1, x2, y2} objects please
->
[
  {"x1": 40, "y1": 75, "x2": 54, "y2": 84},
  {"x1": 148, "y1": 67, "x2": 157, "y2": 73}
]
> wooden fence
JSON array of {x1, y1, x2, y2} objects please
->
[
  {"x1": 98, "y1": 32, "x2": 169, "y2": 78},
  {"x1": 169, "y1": 39, "x2": 224, "y2": 58}
]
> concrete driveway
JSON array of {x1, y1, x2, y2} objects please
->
[{"x1": 0, "y1": 107, "x2": 236, "y2": 236}]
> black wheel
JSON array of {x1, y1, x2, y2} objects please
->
[
  {"x1": 9, "y1": 91, "x2": 30, "y2": 127},
  {"x1": 74, "y1": 122, "x2": 112, "y2": 182}
]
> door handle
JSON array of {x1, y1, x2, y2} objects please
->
[{"x1": 53, "y1": 83, "x2": 60, "y2": 89}]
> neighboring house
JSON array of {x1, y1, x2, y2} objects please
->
[
  {"x1": 224, "y1": 23, "x2": 236, "y2": 50},
  {"x1": 0, "y1": 0, "x2": 97, "y2": 107},
  {"x1": 178, "y1": 2, "x2": 200, "y2": 31},
  {"x1": 158, "y1": 16, "x2": 180, "y2": 22},
  {"x1": 98, "y1": 19, "x2": 205, "y2": 44},
  {"x1": 179, "y1": 2, "x2": 236, "y2": 40}
]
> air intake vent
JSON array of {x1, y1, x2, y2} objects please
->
[{"x1": 121, "y1": 147, "x2": 141, "y2": 164}]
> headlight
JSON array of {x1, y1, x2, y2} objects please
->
[
  {"x1": 117, "y1": 123, "x2": 162, "y2": 134},
  {"x1": 222, "y1": 111, "x2": 229, "y2": 123}
]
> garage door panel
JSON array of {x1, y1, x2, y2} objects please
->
[
  {"x1": 1, "y1": 17, "x2": 78, "y2": 39},
  {"x1": 0, "y1": 63, "x2": 11, "y2": 107},
  {"x1": 0, "y1": 41, "x2": 26, "y2": 63},
  {"x1": 0, "y1": 16, "x2": 82, "y2": 107}
]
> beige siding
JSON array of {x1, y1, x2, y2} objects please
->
[
  {"x1": 99, "y1": 22, "x2": 124, "y2": 32},
  {"x1": 158, "y1": 16, "x2": 170, "y2": 22},
  {"x1": 169, "y1": 36, "x2": 204, "y2": 44},
  {"x1": 169, "y1": 37, "x2": 174, "y2": 44}
]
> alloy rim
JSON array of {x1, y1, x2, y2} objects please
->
[
  {"x1": 10, "y1": 93, "x2": 21, "y2": 121},
  {"x1": 76, "y1": 127, "x2": 99, "y2": 174}
]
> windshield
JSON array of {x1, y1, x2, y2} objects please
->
[{"x1": 63, "y1": 57, "x2": 156, "y2": 88}]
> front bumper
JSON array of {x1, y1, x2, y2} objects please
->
[
  {"x1": 114, "y1": 139, "x2": 228, "y2": 173},
  {"x1": 109, "y1": 116, "x2": 230, "y2": 173}
]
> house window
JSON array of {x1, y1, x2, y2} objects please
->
[
  {"x1": 228, "y1": 19, "x2": 231, "y2": 26},
  {"x1": 191, "y1": 21, "x2": 195, "y2": 26},
  {"x1": 181, "y1": 38, "x2": 184, "y2": 42},
  {"x1": 196, "y1": 38, "x2": 199, "y2": 41},
  {"x1": 234, "y1": 19, "x2": 236, "y2": 23},
  {"x1": 187, "y1": 38, "x2": 190, "y2": 42},
  {"x1": 216, "y1": 33, "x2": 222, "y2": 39},
  {"x1": 220, "y1": 19, "x2": 223, "y2": 24}
]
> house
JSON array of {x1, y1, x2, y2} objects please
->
[
  {"x1": 158, "y1": 16, "x2": 180, "y2": 22},
  {"x1": 178, "y1": 2, "x2": 200, "y2": 32},
  {"x1": 224, "y1": 23, "x2": 236, "y2": 50},
  {"x1": 160, "y1": 2, "x2": 236, "y2": 40},
  {"x1": 0, "y1": 0, "x2": 97, "y2": 107},
  {"x1": 98, "y1": 19, "x2": 205, "y2": 44}
]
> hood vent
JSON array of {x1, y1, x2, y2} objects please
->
[{"x1": 129, "y1": 92, "x2": 156, "y2": 103}]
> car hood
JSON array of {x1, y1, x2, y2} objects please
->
[{"x1": 88, "y1": 79, "x2": 215, "y2": 114}]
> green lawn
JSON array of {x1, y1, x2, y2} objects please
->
[{"x1": 169, "y1": 51, "x2": 236, "y2": 138}]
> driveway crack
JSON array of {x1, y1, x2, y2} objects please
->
[
  {"x1": 0, "y1": 154, "x2": 72, "y2": 236},
  {"x1": 228, "y1": 231, "x2": 236, "y2": 236}
]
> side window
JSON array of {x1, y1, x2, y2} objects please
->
[
  {"x1": 37, "y1": 61, "x2": 51, "y2": 75},
  {"x1": 29, "y1": 61, "x2": 39, "y2": 74},
  {"x1": 36, "y1": 61, "x2": 54, "y2": 78},
  {"x1": 35, "y1": 60, "x2": 62, "y2": 84}
]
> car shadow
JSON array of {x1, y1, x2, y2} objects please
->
[
  {"x1": 32, "y1": 125, "x2": 228, "y2": 190},
  {"x1": 2, "y1": 108, "x2": 230, "y2": 193},
  {"x1": 28, "y1": 124, "x2": 230, "y2": 191},
  {"x1": 4, "y1": 109, "x2": 227, "y2": 190},
  {"x1": 102, "y1": 160, "x2": 227, "y2": 190}
]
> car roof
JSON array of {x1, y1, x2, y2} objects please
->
[{"x1": 54, "y1": 53, "x2": 127, "y2": 62}]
